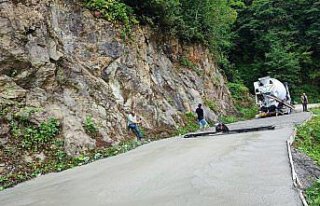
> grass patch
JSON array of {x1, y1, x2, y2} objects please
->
[
  {"x1": 204, "y1": 98, "x2": 219, "y2": 112},
  {"x1": 236, "y1": 106, "x2": 258, "y2": 120},
  {"x1": 306, "y1": 179, "x2": 320, "y2": 206},
  {"x1": 220, "y1": 115, "x2": 238, "y2": 124},
  {"x1": 294, "y1": 108, "x2": 320, "y2": 206},
  {"x1": 295, "y1": 108, "x2": 320, "y2": 165},
  {"x1": 175, "y1": 112, "x2": 199, "y2": 135}
]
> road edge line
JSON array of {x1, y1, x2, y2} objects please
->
[{"x1": 287, "y1": 114, "x2": 313, "y2": 206}]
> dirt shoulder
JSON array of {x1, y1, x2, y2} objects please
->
[{"x1": 291, "y1": 147, "x2": 320, "y2": 189}]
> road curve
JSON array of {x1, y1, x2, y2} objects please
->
[{"x1": 0, "y1": 112, "x2": 312, "y2": 206}]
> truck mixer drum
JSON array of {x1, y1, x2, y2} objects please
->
[{"x1": 254, "y1": 76, "x2": 294, "y2": 116}]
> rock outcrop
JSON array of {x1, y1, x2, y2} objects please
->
[{"x1": 0, "y1": 0, "x2": 235, "y2": 155}]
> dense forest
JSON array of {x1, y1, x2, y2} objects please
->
[
  {"x1": 228, "y1": 0, "x2": 320, "y2": 102},
  {"x1": 85, "y1": 0, "x2": 319, "y2": 101}
]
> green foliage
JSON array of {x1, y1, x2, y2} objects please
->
[
  {"x1": 237, "y1": 107, "x2": 257, "y2": 120},
  {"x1": 295, "y1": 108, "x2": 320, "y2": 165},
  {"x1": 220, "y1": 115, "x2": 238, "y2": 124},
  {"x1": 175, "y1": 112, "x2": 199, "y2": 135},
  {"x1": 84, "y1": 0, "x2": 137, "y2": 37},
  {"x1": 83, "y1": 116, "x2": 98, "y2": 136},
  {"x1": 123, "y1": 0, "x2": 181, "y2": 31},
  {"x1": 224, "y1": 82, "x2": 258, "y2": 123},
  {"x1": 6, "y1": 107, "x2": 60, "y2": 151},
  {"x1": 1, "y1": 106, "x2": 153, "y2": 191},
  {"x1": 121, "y1": 0, "x2": 237, "y2": 54},
  {"x1": 204, "y1": 99, "x2": 218, "y2": 112},
  {"x1": 22, "y1": 118, "x2": 60, "y2": 150},
  {"x1": 295, "y1": 108, "x2": 320, "y2": 205},
  {"x1": 227, "y1": 82, "x2": 249, "y2": 101},
  {"x1": 84, "y1": 0, "x2": 133, "y2": 23},
  {"x1": 306, "y1": 179, "x2": 320, "y2": 206},
  {"x1": 180, "y1": 56, "x2": 195, "y2": 69},
  {"x1": 293, "y1": 85, "x2": 320, "y2": 104},
  {"x1": 10, "y1": 120, "x2": 21, "y2": 137},
  {"x1": 228, "y1": 0, "x2": 320, "y2": 99}
]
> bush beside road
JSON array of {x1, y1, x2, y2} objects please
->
[{"x1": 295, "y1": 108, "x2": 320, "y2": 206}]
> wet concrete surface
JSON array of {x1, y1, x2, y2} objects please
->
[{"x1": 0, "y1": 112, "x2": 313, "y2": 206}]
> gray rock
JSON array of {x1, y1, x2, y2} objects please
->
[
  {"x1": 34, "y1": 152, "x2": 46, "y2": 162},
  {"x1": 0, "y1": 75, "x2": 26, "y2": 99},
  {"x1": 0, "y1": 124, "x2": 10, "y2": 136},
  {"x1": 62, "y1": 116, "x2": 96, "y2": 156},
  {"x1": 292, "y1": 147, "x2": 320, "y2": 189},
  {"x1": 26, "y1": 41, "x2": 50, "y2": 67},
  {"x1": 48, "y1": 39, "x2": 63, "y2": 61},
  {"x1": 98, "y1": 41, "x2": 124, "y2": 58}
]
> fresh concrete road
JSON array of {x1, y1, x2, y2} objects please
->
[{"x1": 0, "y1": 111, "x2": 312, "y2": 206}]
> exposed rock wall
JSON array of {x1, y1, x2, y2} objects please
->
[{"x1": 0, "y1": 0, "x2": 235, "y2": 155}]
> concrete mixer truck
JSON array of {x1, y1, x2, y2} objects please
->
[{"x1": 254, "y1": 76, "x2": 294, "y2": 116}]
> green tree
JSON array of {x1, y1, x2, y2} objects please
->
[{"x1": 228, "y1": 0, "x2": 320, "y2": 101}]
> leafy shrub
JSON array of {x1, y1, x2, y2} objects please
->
[
  {"x1": 83, "y1": 116, "x2": 98, "y2": 136},
  {"x1": 84, "y1": 0, "x2": 131, "y2": 22},
  {"x1": 22, "y1": 118, "x2": 60, "y2": 150},
  {"x1": 180, "y1": 56, "x2": 196, "y2": 69},
  {"x1": 175, "y1": 112, "x2": 199, "y2": 135},
  {"x1": 227, "y1": 82, "x2": 249, "y2": 101},
  {"x1": 306, "y1": 179, "x2": 320, "y2": 206},
  {"x1": 226, "y1": 82, "x2": 258, "y2": 122},
  {"x1": 84, "y1": 0, "x2": 137, "y2": 37}
]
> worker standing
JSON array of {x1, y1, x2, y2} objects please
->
[
  {"x1": 127, "y1": 111, "x2": 143, "y2": 141},
  {"x1": 195, "y1": 104, "x2": 209, "y2": 130},
  {"x1": 301, "y1": 93, "x2": 308, "y2": 112}
]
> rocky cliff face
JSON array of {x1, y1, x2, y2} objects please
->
[{"x1": 0, "y1": 0, "x2": 235, "y2": 155}]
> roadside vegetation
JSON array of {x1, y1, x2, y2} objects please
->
[
  {"x1": 221, "y1": 82, "x2": 258, "y2": 124},
  {"x1": 0, "y1": 106, "x2": 148, "y2": 191},
  {"x1": 175, "y1": 112, "x2": 199, "y2": 136},
  {"x1": 295, "y1": 108, "x2": 320, "y2": 206}
]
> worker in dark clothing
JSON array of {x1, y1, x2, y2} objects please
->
[
  {"x1": 301, "y1": 93, "x2": 308, "y2": 112},
  {"x1": 195, "y1": 104, "x2": 208, "y2": 130}
]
